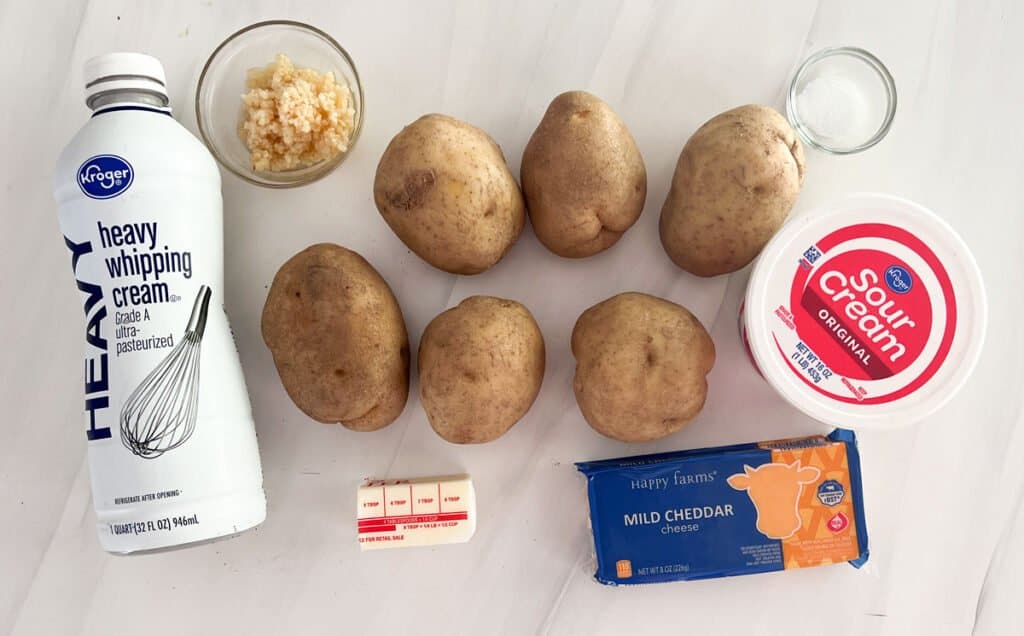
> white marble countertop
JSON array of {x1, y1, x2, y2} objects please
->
[{"x1": 3, "y1": 1, "x2": 1023, "y2": 635}]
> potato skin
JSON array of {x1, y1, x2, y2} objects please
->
[
  {"x1": 659, "y1": 104, "x2": 805, "y2": 277},
  {"x1": 521, "y1": 91, "x2": 647, "y2": 257},
  {"x1": 571, "y1": 292, "x2": 715, "y2": 442},
  {"x1": 418, "y1": 296, "x2": 545, "y2": 444},
  {"x1": 261, "y1": 243, "x2": 410, "y2": 431},
  {"x1": 373, "y1": 114, "x2": 526, "y2": 275}
]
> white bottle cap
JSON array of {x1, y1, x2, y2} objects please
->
[{"x1": 84, "y1": 52, "x2": 168, "y2": 108}]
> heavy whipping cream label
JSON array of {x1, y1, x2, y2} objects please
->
[
  {"x1": 55, "y1": 104, "x2": 265, "y2": 552},
  {"x1": 772, "y1": 223, "x2": 956, "y2": 404}
]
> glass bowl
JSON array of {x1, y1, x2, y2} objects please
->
[
  {"x1": 195, "y1": 20, "x2": 364, "y2": 188},
  {"x1": 786, "y1": 47, "x2": 896, "y2": 154}
]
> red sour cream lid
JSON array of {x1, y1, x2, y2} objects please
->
[{"x1": 743, "y1": 194, "x2": 987, "y2": 429}]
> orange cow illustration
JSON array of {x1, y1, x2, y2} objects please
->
[{"x1": 727, "y1": 461, "x2": 821, "y2": 540}]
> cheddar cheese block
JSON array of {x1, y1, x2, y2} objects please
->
[{"x1": 576, "y1": 429, "x2": 868, "y2": 584}]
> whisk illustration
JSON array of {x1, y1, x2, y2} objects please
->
[{"x1": 120, "y1": 285, "x2": 212, "y2": 459}]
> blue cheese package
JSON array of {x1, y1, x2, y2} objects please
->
[{"x1": 576, "y1": 429, "x2": 869, "y2": 585}]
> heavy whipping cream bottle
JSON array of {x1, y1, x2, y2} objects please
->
[{"x1": 53, "y1": 53, "x2": 265, "y2": 553}]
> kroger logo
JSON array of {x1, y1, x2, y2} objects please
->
[
  {"x1": 78, "y1": 155, "x2": 133, "y2": 199},
  {"x1": 884, "y1": 265, "x2": 914, "y2": 295}
]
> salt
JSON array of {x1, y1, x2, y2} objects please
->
[{"x1": 796, "y1": 74, "x2": 874, "y2": 147}]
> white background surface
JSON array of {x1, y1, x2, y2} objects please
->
[{"x1": 2, "y1": 1, "x2": 1022, "y2": 635}]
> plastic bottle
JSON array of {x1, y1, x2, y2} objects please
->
[{"x1": 53, "y1": 53, "x2": 266, "y2": 553}]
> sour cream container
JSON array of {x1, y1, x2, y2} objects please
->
[{"x1": 741, "y1": 193, "x2": 987, "y2": 429}]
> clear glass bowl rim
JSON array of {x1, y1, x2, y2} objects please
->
[
  {"x1": 786, "y1": 46, "x2": 897, "y2": 155},
  {"x1": 194, "y1": 19, "x2": 364, "y2": 188}
]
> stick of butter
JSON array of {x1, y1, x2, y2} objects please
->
[
  {"x1": 357, "y1": 475, "x2": 476, "y2": 551},
  {"x1": 576, "y1": 429, "x2": 869, "y2": 584}
]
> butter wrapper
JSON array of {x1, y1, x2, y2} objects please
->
[
  {"x1": 358, "y1": 475, "x2": 476, "y2": 551},
  {"x1": 576, "y1": 429, "x2": 868, "y2": 584}
]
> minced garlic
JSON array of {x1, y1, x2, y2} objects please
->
[{"x1": 239, "y1": 53, "x2": 355, "y2": 172}]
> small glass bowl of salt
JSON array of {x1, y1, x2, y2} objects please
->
[{"x1": 787, "y1": 47, "x2": 896, "y2": 154}]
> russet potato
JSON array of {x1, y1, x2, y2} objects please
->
[
  {"x1": 659, "y1": 104, "x2": 805, "y2": 277},
  {"x1": 571, "y1": 292, "x2": 715, "y2": 442},
  {"x1": 374, "y1": 114, "x2": 526, "y2": 275},
  {"x1": 418, "y1": 296, "x2": 545, "y2": 444},
  {"x1": 262, "y1": 243, "x2": 410, "y2": 431},
  {"x1": 521, "y1": 91, "x2": 646, "y2": 258}
]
